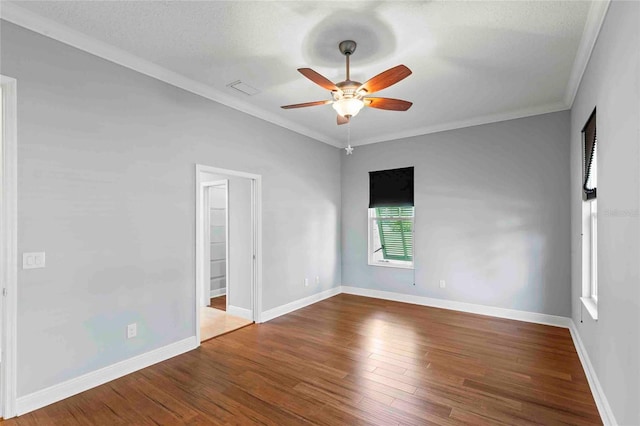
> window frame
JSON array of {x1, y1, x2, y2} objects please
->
[
  {"x1": 367, "y1": 207, "x2": 415, "y2": 270},
  {"x1": 590, "y1": 200, "x2": 598, "y2": 303},
  {"x1": 580, "y1": 110, "x2": 598, "y2": 320},
  {"x1": 580, "y1": 198, "x2": 598, "y2": 320}
]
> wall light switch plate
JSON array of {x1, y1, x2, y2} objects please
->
[
  {"x1": 23, "y1": 252, "x2": 46, "y2": 269},
  {"x1": 304, "y1": 278, "x2": 309, "y2": 287},
  {"x1": 439, "y1": 280, "x2": 446, "y2": 289}
]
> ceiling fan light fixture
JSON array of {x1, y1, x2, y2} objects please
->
[
  {"x1": 332, "y1": 98, "x2": 364, "y2": 118},
  {"x1": 281, "y1": 40, "x2": 412, "y2": 123}
]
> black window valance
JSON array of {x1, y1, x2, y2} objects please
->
[
  {"x1": 582, "y1": 109, "x2": 597, "y2": 200},
  {"x1": 369, "y1": 167, "x2": 414, "y2": 208}
]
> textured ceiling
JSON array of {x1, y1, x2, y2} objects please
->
[{"x1": 4, "y1": 1, "x2": 592, "y2": 146}]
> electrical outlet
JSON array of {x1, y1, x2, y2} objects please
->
[
  {"x1": 304, "y1": 278, "x2": 309, "y2": 287},
  {"x1": 439, "y1": 280, "x2": 446, "y2": 289},
  {"x1": 127, "y1": 323, "x2": 137, "y2": 339},
  {"x1": 315, "y1": 276, "x2": 320, "y2": 285},
  {"x1": 23, "y1": 252, "x2": 46, "y2": 269}
]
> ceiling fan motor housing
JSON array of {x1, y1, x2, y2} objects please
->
[
  {"x1": 335, "y1": 80, "x2": 364, "y2": 97},
  {"x1": 339, "y1": 40, "x2": 357, "y2": 56}
]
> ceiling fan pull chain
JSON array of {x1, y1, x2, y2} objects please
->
[{"x1": 345, "y1": 121, "x2": 354, "y2": 155}]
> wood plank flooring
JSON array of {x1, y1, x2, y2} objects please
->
[
  {"x1": 210, "y1": 295, "x2": 226, "y2": 311},
  {"x1": 5, "y1": 294, "x2": 601, "y2": 425},
  {"x1": 199, "y1": 305, "x2": 252, "y2": 342}
]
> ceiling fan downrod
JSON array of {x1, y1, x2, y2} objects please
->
[{"x1": 338, "y1": 40, "x2": 357, "y2": 81}]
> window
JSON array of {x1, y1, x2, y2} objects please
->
[
  {"x1": 581, "y1": 109, "x2": 598, "y2": 319},
  {"x1": 368, "y1": 166, "x2": 414, "y2": 269},
  {"x1": 589, "y1": 200, "x2": 598, "y2": 302},
  {"x1": 368, "y1": 206, "x2": 414, "y2": 269}
]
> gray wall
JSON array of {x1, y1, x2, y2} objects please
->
[
  {"x1": 342, "y1": 111, "x2": 571, "y2": 316},
  {"x1": 4, "y1": 4, "x2": 637, "y2": 418},
  {"x1": 0, "y1": 22, "x2": 341, "y2": 397},
  {"x1": 570, "y1": 1, "x2": 640, "y2": 424}
]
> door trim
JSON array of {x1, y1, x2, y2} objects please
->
[
  {"x1": 195, "y1": 165, "x2": 262, "y2": 344},
  {"x1": 1, "y1": 75, "x2": 18, "y2": 418}
]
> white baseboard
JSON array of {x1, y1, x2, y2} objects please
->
[
  {"x1": 260, "y1": 286, "x2": 342, "y2": 323},
  {"x1": 227, "y1": 305, "x2": 253, "y2": 321},
  {"x1": 340, "y1": 286, "x2": 572, "y2": 328},
  {"x1": 16, "y1": 336, "x2": 198, "y2": 416},
  {"x1": 210, "y1": 288, "x2": 226, "y2": 298},
  {"x1": 12, "y1": 288, "x2": 613, "y2": 425},
  {"x1": 568, "y1": 321, "x2": 616, "y2": 425}
]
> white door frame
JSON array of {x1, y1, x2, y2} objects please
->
[
  {"x1": 195, "y1": 164, "x2": 262, "y2": 343},
  {"x1": 202, "y1": 180, "x2": 228, "y2": 309},
  {"x1": 1, "y1": 75, "x2": 18, "y2": 418}
]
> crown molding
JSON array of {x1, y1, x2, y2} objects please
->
[
  {"x1": 352, "y1": 101, "x2": 570, "y2": 147},
  {"x1": 564, "y1": 0, "x2": 612, "y2": 107},
  {"x1": 0, "y1": 2, "x2": 343, "y2": 148},
  {"x1": 1, "y1": 1, "x2": 604, "y2": 148}
]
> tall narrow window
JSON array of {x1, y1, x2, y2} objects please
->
[
  {"x1": 581, "y1": 109, "x2": 598, "y2": 319},
  {"x1": 583, "y1": 109, "x2": 597, "y2": 200},
  {"x1": 368, "y1": 167, "x2": 414, "y2": 269},
  {"x1": 590, "y1": 200, "x2": 597, "y2": 302}
]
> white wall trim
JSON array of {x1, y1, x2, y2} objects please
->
[
  {"x1": 340, "y1": 286, "x2": 572, "y2": 328},
  {"x1": 564, "y1": 0, "x2": 612, "y2": 107},
  {"x1": 10, "y1": 289, "x2": 614, "y2": 424},
  {"x1": 251, "y1": 176, "x2": 263, "y2": 323},
  {"x1": 195, "y1": 164, "x2": 263, "y2": 342},
  {"x1": 227, "y1": 305, "x2": 253, "y2": 321},
  {"x1": 352, "y1": 102, "x2": 570, "y2": 147},
  {"x1": 0, "y1": 2, "x2": 342, "y2": 149},
  {"x1": 259, "y1": 284, "x2": 572, "y2": 328},
  {"x1": 568, "y1": 321, "x2": 616, "y2": 425},
  {"x1": 1, "y1": 2, "x2": 602, "y2": 148},
  {"x1": 15, "y1": 336, "x2": 197, "y2": 416},
  {"x1": 209, "y1": 288, "x2": 226, "y2": 298},
  {"x1": 260, "y1": 286, "x2": 342, "y2": 323},
  {"x1": 0, "y1": 75, "x2": 19, "y2": 419}
]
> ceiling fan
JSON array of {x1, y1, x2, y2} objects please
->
[{"x1": 281, "y1": 40, "x2": 413, "y2": 125}]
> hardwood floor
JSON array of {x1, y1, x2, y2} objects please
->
[
  {"x1": 210, "y1": 295, "x2": 226, "y2": 311},
  {"x1": 200, "y1": 305, "x2": 252, "y2": 342},
  {"x1": 6, "y1": 294, "x2": 601, "y2": 425}
]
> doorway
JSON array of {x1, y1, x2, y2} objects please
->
[
  {"x1": 206, "y1": 180, "x2": 228, "y2": 312},
  {"x1": 1, "y1": 75, "x2": 18, "y2": 418},
  {"x1": 195, "y1": 165, "x2": 262, "y2": 343}
]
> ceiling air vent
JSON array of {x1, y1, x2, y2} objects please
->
[{"x1": 227, "y1": 80, "x2": 260, "y2": 96}]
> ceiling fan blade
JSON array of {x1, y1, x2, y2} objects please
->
[
  {"x1": 364, "y1": 97, "x2": 413, "y2": 111},
  {"x1": 358, "y1": 65, "x2": 412, "y2": 94},
  {"x1": 298, "y1": 68, "x2": 340, "y2": 92},
  {"x1": 281, "y1": 100, "x2": 332, "y2": 109},
  {"x1": 337, "y1": 115, "x2": 350, "y2": 125}
]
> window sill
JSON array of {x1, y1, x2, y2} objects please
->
[
  {"x1": 368, "y1": 261, "x2": 414, "y2": 270},
  {"x1": 580, "y1": 297, "x2": 598, "y2": 320}
]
